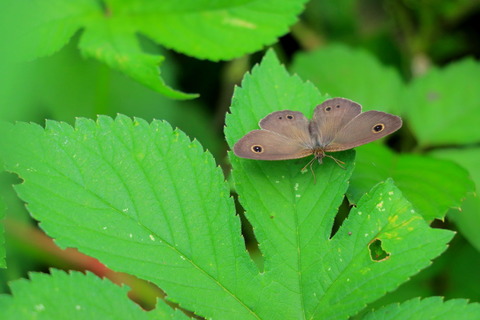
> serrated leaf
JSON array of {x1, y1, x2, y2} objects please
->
[
  {"x1": 363, "y1": 297, "x2": 480, "y2": 320},
  {"x1": 307, "y1": 180, "x2": 453, "y2": 319},
  {"x1": 0, "y1": 116, "x2": 265, "y2": 319},
  {"x1": 291, "y1": 44, "x2": 404, "y2": 114},
  {"x1": 348, "y1": 143, "x2": 474, "y2": 221},
  {"x1": 0, "y1": 269, "x2": 185, "y2": 319},
  {"x1": 0, "y1": 50, "x2": 464, "y2": 319},
  {"x1": 403, "y1": 58, "x2": 480, "y2": 148},
  {"x1": 430, "y1": 148, "x2": 480, "y2": 252},
  {"x1": 225, "y1": 50, "x2": 454, "y2": 319}
]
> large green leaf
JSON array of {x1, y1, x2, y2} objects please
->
[
  {"x1": 225, "y1": 51, "x2": 454, "y2": 319},
  {"x1": 0, "y1": 269, "x2": 188, "y2": 319},
  {"x1": 122, "y1": 0, "x2": 308, "y2": 60},
  {"x1": 291, "y1": 44, "x2": 404, "y2": 114},
  {"x1": 0, "y1": 0, "x2": 308, "y2": 99},
  {"x1": 0, "y1": 117, "x2": 263, "y2": 319},
  {"x1": 403, "y1": 58, "x2": 480, "y2": 148},
  {"x1": 0, "y1": 51, "x2": 467, "y2": 319},
  {"x1": 348, "y1": 143, "x2": 474, "y2": 221}
]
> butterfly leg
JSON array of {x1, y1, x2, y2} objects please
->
[
  {"x1": 301, "y1": 156, "x2": 317, "y2": 184},
  {"x1": 324, "y1": 154, "x2": 346, "y2": 169}
]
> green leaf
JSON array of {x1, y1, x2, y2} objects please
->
[
  {"x1": 308, "y1": 180, "x2": 453, "y2": 319},
  {"x1": 0, "y1": 0, "x2": 98, "y2": 61},
  {"x1": 0, "y1": 50, "x2": 462, "y2": 319},
  {"x1": 291, "y1": 44, "x2": 405, "y2": 114},
  {"x1": 363, "y1": 297, "x2": 480, "y2": 320},
  {"x1": 0, "y1": 269, "x2": 186, "y2": 319},
  {"x1": 0, "y1": 117, "x2": 263, "y2": 319},
  {"x1": 403, "y1": 58, "x2": 480, "y2": 148},
  {"x1": 124, "y1": 0, "x2": 309, "y2": 61},
  {"x1": 348, "y1": 143, "x2": 474, "y2": 221},
  {"x1": 79, "y1": 16, "x2": 197, "y2": 100},
  {"x1": 226, "y1": 51, "x2": 454, "y2": 319},
  {"x1": 1, "y1": 0, "x2": 308, "y2": 98},
  {"x1": 430, "y1": 148, "x2": 480, "y2": 252}
]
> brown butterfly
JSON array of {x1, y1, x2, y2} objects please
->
[{"x1": 234, "y1": 98, "x2": 402, "y2": 167}]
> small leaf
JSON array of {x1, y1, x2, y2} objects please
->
[
  {"x1": 291, "y1": 44, "x2": 405, "y2": 113},
  {"x1": 0, "y1": 117, "x2": 263, "y2": 319},
  {"x1": 0, "y1": 269, "x2": 186, "y2": 319},
  {"x1": 363, "y1": 297, "x2": 480, "y2": 320},
  {"x1": 79, "y1": 17, "x2": 197, "y2": 100},
  {"x1": 348, "y1": 143, "x2": 474, "y2": 221},
  {"x1": 403, "y1": 58, "x2": 480, "y2": 148},
  {"x1": 430, "y1": 147, "x2": 480, "y2": 251}
]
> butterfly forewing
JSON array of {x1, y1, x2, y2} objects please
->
[
  {"x1": 311, "y1": 98, "x2": 362, "y2": 146},
  {"x1": 234, "y1": 130, "x2": 313, "y2": 160},
  {"x1": 326, "y1": 111, "x2": 402, "y2": 152}
]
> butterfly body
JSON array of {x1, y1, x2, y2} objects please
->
[{"x1": 234, "y1": 98, "x2": 402, "y2": 164}]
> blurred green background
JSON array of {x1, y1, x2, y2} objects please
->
[{"x1": 1, "y1": 0, "x2": 479, "y2": 311}]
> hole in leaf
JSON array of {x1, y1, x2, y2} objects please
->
[{"x1": 368, "y1": 238, "x2": 390, "y2": 262}]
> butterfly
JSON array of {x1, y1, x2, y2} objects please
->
[{"x1": 234, "y1": 98, "x2": 402, "y2": 168}]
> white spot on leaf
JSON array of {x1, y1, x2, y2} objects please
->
[
  {"x1": 35, "y1": 304, "x2": 45, "y2": 312},
  {"x1": 376, "y1": 201, "x2": 384, "y2": 209},
  {"x1": 223, "y1": 17, "x2": 256, "y2": 29}
]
